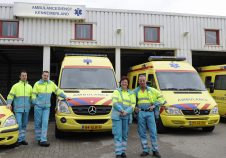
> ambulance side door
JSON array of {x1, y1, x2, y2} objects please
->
[
  {"x1": 147, "y1": 73, "x2": 157, "y2": 89},
  {"x1": 212, "y1": 75, "x2": 226, "y2": 116}
]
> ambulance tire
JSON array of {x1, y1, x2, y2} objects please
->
[
  {"x1": 202, "y1": 126, "x2": 215, "y2": 132},
  {"x1": 156, "y1": 118, "x2": 167, "y2": 134},
  {"x1": 9, "y1": 142, "x2": 18, "y2": 148},
  {"x1": 55, "y1": 125, "x2": 63, "y2": 139}
]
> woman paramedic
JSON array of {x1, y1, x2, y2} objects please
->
[{"x1": 111, "y1": 76, "x2": 136, "y2": 158}]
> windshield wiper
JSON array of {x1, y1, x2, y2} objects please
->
[
  {"x1": 179, "y1": 88, "x2": 203, "y2": 91},
  {"x1": 161, "y1": 88, "x2": 179, "y2": 90},
  {"x1": 87, "y1": 88, "x2": 110, "y2": 90}
]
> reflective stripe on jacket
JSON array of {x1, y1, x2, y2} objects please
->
[
  {"x1": 134, "y1": 86, "x2": 166, "y2": 110},
  {"x1": 32, "y1": 79, "x2": 66, "y2": 108},
  {"x1": 7, "y1": 80, "x2": 32, "y2": 112},
  {"x1": 111, "y1": 88, "x2": 136, "y2": 120}
]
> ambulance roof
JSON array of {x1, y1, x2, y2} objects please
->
[
  {"x1": 130, "y1": 60, "x2": 195, "y2": 72},
  {"x1": 198, "y1": 64, "x2": 226, "y2": 72},
  {"x1": 62, "y1": 56, "x2": 114, "y2": 69}
]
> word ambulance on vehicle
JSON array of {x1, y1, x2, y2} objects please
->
[
  {"x1": 198, "y1": 64, "x2": 226, "y2": 118},
  {"x1": 128, "y1": 56, "x2": 220, "y2": 133},
  {"x1": 55, "y1": 54, "x2": 117, "y2": 138},
  {"x1": 0, "y1": 93, "x2": 18, "y2": 145}
]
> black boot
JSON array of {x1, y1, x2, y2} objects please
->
[
  {"x1": 140, "y1": 151, "x2": 149, "y2": 157},
  {"x1": 39, "y1": 141, "x2": 50, "y2": 147},
  {"x1": 121, "y1": 153, "x2": 127, "y2": 158},
  {"x1": 19, "y1": 141, "x2": 28, "y2": 145},
  {"x1": 153, "y1": 151, "x2": 161, "y2": 158}
]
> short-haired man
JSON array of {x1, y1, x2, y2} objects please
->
[
  {"x1": 7, "y1": 70, "x2": 32, "y2": 146},
  {"x1": 134, "y1": 75, "x2": 165, "y2": 158},
  {"x1": 32, "y1": 71, "x2": 70, "y2": 147}
]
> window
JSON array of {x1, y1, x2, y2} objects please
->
[
  {"x1": 60, "y1": 68, "x2": 117, "y2": 89},
  {"x1": 156, "y1": 72, "x2": 206, "y2": 91},
  {"x1": 0, "y1": 95, "x2": 6, "y2": 105},
  {"x1": 144, "y1": 26, "x2": 160, "y2": 42},
  {"x1": 205, "y1": 76, "x2": 212, "y2": 88},
  {"x1": 75, "y1": 24, "x2": 92, "y2": 40},
  {"x1": 0, "y1": 21, "x2": 19, "y2": 38},
  {"x1": 205, "y1": 29, "x2": 219, "y2": 45},
  {"x1": 147, "y1": 74, "x2": 157, "y2": 88},
  {"x1": 214, "y1": 75, "x2": 226, "y2": 90},
  {"x1": 132, "y1": 76, "x2": 137, "y2": 89}
]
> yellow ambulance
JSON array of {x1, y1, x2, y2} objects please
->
[
  {"x1": 128, "y1": 56, "x2": 220, "y2": 132},
  {"x1": 55, "y1": 55, "x2": 117, "y2": 137},
  {"x1": 198, "y1": 64, "x2": 226, "y2": 118},
  {"x1": 0, "y1": 93, "x2": 18, "y2": 145}
]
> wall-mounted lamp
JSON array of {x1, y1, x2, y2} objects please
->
[
  {"x1": 183, "y1": 32, "x2": 189, "y2": 36},
  {"x1": 116, "y1": 28, "x2": 122, "y2": 34}
]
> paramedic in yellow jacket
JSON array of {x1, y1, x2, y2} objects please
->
[
  {"x1": 134, "y1": 75, "x2": 165, "y2": 158},
  {"x1": 112, "y1": 76, "x2": 136, "y2": 158},
  {"x1": 7, "y1": 70, "x2": 32, "y2": 146},
  {"x1": 32, "y1": 71, "x2": 69, "y2": 147}
]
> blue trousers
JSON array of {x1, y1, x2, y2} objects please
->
[
  {"x1": 112, "y1": 117, "x2": 129, "y2": 156},
  {"x1": 34, "y1": 106, "x2": 50, "y2": 142},
  {"x1": 15, "y1": 112, "x2": 29, "y2": 142},
  {"x1": 138, "y1": 111, "x2": 158, "y2": 153}
]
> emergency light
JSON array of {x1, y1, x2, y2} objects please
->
[
  {"x1": 148, "y1": 56, "x2": 186, "y2": 61},
  {"x1": 65, "y1": 53, "x2": 107, "y2": 57}
]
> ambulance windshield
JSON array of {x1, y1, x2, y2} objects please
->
[
  {"x1": 60, "y1": 68, "x2": 117, "y2": 89},
  {"x1": 156, "y1": 71, "x2": 206, "y2": 91}
]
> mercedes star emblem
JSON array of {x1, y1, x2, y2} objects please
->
[
  {"x1": 194, "y1": 109, "x2": 200, "y2": 115},
  {"x1": 88, "y1": 106, "x2": 97, "y2": 115}
]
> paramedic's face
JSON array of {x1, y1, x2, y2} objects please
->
[
  {"x1": 20, "y1": 72, "x2": 27, "y2": 82},
  {"x1": 139, "y1": 76, "x2": 146, "y2": 88},
  {"x1": 121, "y1": 79, "x2": 128, "y2": 90},
  {"x1": 42, "y1": 72, "x2": 49, "y2": 81}
]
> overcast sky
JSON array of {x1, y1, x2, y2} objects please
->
[{"x1": 1, "y1": 0, "x2": 226, "y2": 16}]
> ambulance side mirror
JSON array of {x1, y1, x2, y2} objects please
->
[{"x1": 209, "y1": 82, "x2": 214, "y2": 93}]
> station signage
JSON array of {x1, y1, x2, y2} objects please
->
[{"x1": 13, "y1": 2, "x2": 86, "y2": 20}]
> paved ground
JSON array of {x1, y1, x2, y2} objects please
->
[{"x1": 0, "y1": 120, "x2": 226, "y2": 158}]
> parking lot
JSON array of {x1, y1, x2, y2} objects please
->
[{"x1": 0, "y1": 120, "x2": 226, "y2": 158}]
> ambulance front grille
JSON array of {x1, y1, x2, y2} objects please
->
[
  {"x1": 71, "y1": 105, "x2": 112, "y2": 115},
  {"x1": 182, "y1": 110, "x2": 210, "y2": 115},
  {"x1": 76, "y1": 119, "x2": 109, "y2": 124}
]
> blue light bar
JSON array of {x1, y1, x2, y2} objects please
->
[{"x1": 148, "y1": 56, "x2": 186, "y2": 61}]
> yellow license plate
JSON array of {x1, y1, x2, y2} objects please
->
[
  {"x1": 82, "y1": 125, "x2": 102, "y2": 130},
  {"x1": 189, "y1": 121, "x2": 206, "y2": 126}
]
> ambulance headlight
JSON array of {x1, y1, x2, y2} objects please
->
[
  {"x1": 165, "y1": 107, "x2": 182, "y2": 115},
  {"x1": 58, "y1": 101, "x2": 70, "y2": 114},
  {"x1": 210, "y1": 106, "x2": 218, "y2": 114},
  {"x1": 3, "y1": 115, "x2": 17, "y2": 127}
]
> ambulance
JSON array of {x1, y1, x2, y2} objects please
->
[
  {"x1": 0, "y1": 93, "x2": 18, "y2": 145},
  {"x1": 198, "y1": 64, "x2": 226, "y2": 118},
  {"x1": 128, "y1": 56, "x2": 220, "y2": 132},
  {"x1": 55, "y1": 55, "x2": 117, "y2": 137}
]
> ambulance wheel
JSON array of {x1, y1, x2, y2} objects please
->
[
  {"x1": 202, "y1": 126, "x2": 215, "y2": 132},
  {"x1": 55, "y1": 125, "x2": 63, "y2": 138},
  {"x1": 156, "y1": 118, "x2": 167, "y2": 134}
]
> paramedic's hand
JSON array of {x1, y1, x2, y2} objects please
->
[
  {"x1": 119, "y1": 110, "x2": 126, "y2": 116},
  {"x1": 7, "y1": 104, "x2": 12, "y2": 111},
  {"x1": 122, "y1": 111, "x2": 128, "y2": 116},
  {"x1": 135, "y1": 107, "x2": 140, "y2": 113},
  {"x1": 149, "y1": 105, "x2": 155, "y2": 111},
  {"x1": 66, "y1": 97, "x2": 72, "y2": 101}
]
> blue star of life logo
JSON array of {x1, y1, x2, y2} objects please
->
[
  {"x1": 83, "y1": 59, "x2": 92, "y2": 65},
  {"x1": 74, "y1": 8, "x2": 82, "y2": 16},
  {"x1": 169, "y1": 63, "x2": 180, "y2": 68}
]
